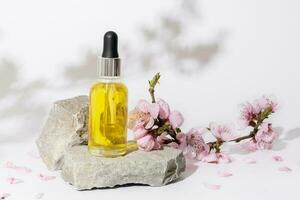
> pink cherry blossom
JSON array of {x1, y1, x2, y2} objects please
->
[
  {"x1": 157, "y1": 98, "x2": 170, "y2": 119},
  {"x1": 187, "y1": 135, "x2": 209, "y2": 160},
  {"x1": 137, "y1": 100, "x2": 159, "y2": 117},
  {"x1": 151, "y1": 125, "x2": 158, "y2": 130},
  {"x1": 185, "y1": 129, "x2": 209, "y2": 160},
  {"x1": 242, "y1": 139, "x2": 259, "y2": 152},
  {"x1": 202, "y1": 152, "x2": 231, "y2": 164},
  {"x1": 148, "y1": 103, "x2": 160, "y2": 119},
  {"x1": 242, "y1": 122, "x2": 277, "y2": 151},
  {"x1": 137, "y1": 134, "x2": 156, "y2": 151},
  {"x1": 239, "y1": 96, "x2": 278, "y2": 129},
  {"x1": 153, "y1": 140, "x2": 161, "y2": 150},
  {"x1": 156, "y1": 132, "x2": 168, "y2": 144},
  {"x1": 255, "y1": 122, "x2": 277, "y2": 150},
  {"x1": 202, "y1": 153, "x2": 218, "y2": 163},
  {"x1": 175, "y1": 132, "x2": 188, "y2": 149},
  {"x1": 239, "y1": 102, "x2": 255, "y2": 128},
  {"x1": 253, "y1": 96, "x2": 278, "y2": 113},
  {"x1": 209, "y1": 122, "x2": 235, "y2": 141},
  {"x1": 144, "y1": 118, "x2": 155, "y2": 129},
  {"x1": 169, "y1": 132, "x2": 186, "y2": 149},
  {"x1": 136, "y1": 99, "x2": 159, "y2": 119},
  {"x1": 168, "y1": 110, "x2": 184, "y2": 129},
  {"x1": 265, "y1": 96, "x2": 279, "y2": 112},
  {"x1": 128, "y1": 109, "x2": 149, "y2": 130},
  {"x1": 252, "y1": 98, "x2": 268, "y2": 114},
  {"x1": 128, "y1": 99, "x2": 159, "y2": 131},
  {"x1": 170, "y1": 129, "x2": 209, "y2": 161},
  {"x1": 134, "y1": 128, "x2": 148, "y2": 140},
  {"x1": 272, "y1": 155, "x2": 283, "y2": 162}
]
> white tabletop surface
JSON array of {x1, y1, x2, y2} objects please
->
[{"x1": 1, "y1": 0, "x2": 300, "y2": 199}]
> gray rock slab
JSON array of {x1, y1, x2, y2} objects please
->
[
  {"x1": 36, "y1": 95, "x2": 89, "y2": 170},
  {"x1": 61, "y1": 146, "x2": 186, "y2": 190}
]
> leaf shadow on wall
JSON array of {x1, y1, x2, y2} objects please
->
[
  {"x1": 0, "y1": 59, "x2": 47, "y2": 143},
  {"x1": 63, "y1": 0, "x2": 224, "y2": 82}
]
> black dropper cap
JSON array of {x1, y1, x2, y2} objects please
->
[{"x1": 102, "y1": 31, "x2": 119, "y2": 58}]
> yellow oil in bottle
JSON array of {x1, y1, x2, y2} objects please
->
[{"x1": 88, "y1": 81, "x2": 128, "y2": 157}]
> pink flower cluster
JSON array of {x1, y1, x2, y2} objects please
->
[
  {"x1": 244, "y1": 122, "x2": 277, "y2": 151},
  {"x1": 129, "y1": 94, "x2": 278, "y2": 163},
  {"x1": 170, "y1": 128, "x2": 209, "y2": 161},
  {"x1": 170, "y1": 127, "x2": 232, "y2": 163},
  {"x1": 239, "y1": 96, "x2": 278, "y2": 151},
  {"x1": 128, "y1": 99, "x2": 183, "y2": 151},
  {"x1": 239, "y1": 96, "x2": 278, "y2": 128},
  {"x1": 209, "y1": 122, "x2": 235, "y2": 142}
]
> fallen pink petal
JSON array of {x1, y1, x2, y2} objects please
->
[
  {"x1": 34, "y1": 193, "x2": 44, "y2": 199},
  {"x1": 272, "y1": 155, "x2": 283, "y2": 162},
  {"x1": 6, "y1": 177, "x2": 23, "y2": 184},
  {"x1": 244, "y1": 158, "x2": 257, "y2": 164},
  {"x1": 203, "y1": 182, "x2": 221, "y2": 190},
  {"x1": 218, "y1": 171, "x2": 233, "y2": 177},
  {"x1": 39, "y1": 174, "x2": 56, "y2": 181},
  {"x1": 278, "y1": 166, "x2": 292, "y2": 172},
  {"x1": 4, "y1": 161, "x2": 32, "y2": 173}
]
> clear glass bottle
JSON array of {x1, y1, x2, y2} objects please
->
[{"x1": 88, "y1": 31, "x2": 128, "y2": 157}]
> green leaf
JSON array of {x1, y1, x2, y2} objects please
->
[
  {"x1": 149, "y1": 72, "x2": 161, "y2": 88},
  {"x1": 175, "y1": 128, "x2": 181, "y2": 133}
]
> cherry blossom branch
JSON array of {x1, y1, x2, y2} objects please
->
[
  {"x1": 146, "y1": 73, "x2": 276, "y2": 153},
  {"x1": 146, "y1": 73, "x2": 181, "y2": 143},
  {"x1": 129, "y1": 72, "x2": 278, "y2": 163},
  {"x1": 206, "y1": 106, "x2": 274, "y2": 152},
  {"x1": 229, "y1": 133, "x2": 255, "y2": 143},
  {"x1": 207, "y1": 132, "x2": 254, "y2": 152}
]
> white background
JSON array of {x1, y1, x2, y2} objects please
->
[{"x1": 0, "y1": 0, "x2": 300, "y2": 199}]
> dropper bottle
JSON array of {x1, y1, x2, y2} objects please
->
[{"x1": 88, "y1": 31, "x2": 128, "y2": 157}]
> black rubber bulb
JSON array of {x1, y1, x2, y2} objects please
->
[{"x1": 102, "y1": 31, "x2": 119, "y2": 58}]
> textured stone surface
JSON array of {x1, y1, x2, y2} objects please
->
[
  {"x1": 36, "y1": 96, "x2": 89, "y2": 170},
  {"x1": 61, "y1": 145, "x2": 186, "y2": 190},
  {"x1": 36, "y1": 95, "x2": 186, "y2": 189}
]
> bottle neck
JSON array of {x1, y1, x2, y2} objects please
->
[
  {"x1": 97, "y1": 57, "x2": 121, "y2": 77},
  {"x1": 97, "y1": 76, "x2": 122, "y2": 83}
]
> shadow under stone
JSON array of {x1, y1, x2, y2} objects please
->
[
  {"x1": 179, "y1": 159, "x2": 199, "y2": 180},
  {"x1": 79, "y1": 183, "x2": 149, "y2": 191}
]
